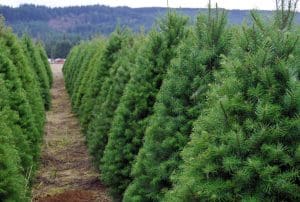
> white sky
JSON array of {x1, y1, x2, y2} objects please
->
[{"x1": 0, "y1": 0, "x2": 281, "y2": 10}]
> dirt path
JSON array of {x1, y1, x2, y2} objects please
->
[{"x1": 32, "y1": 64, "x2": 111, "y2": 202}]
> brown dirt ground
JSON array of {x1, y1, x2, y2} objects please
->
[{"x1": 32, "y1": 64, "x2": 111, "y2": 202}]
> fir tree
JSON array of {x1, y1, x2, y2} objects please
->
[
  {"x1": 65, "y1": 43, "x2": 88, "y2": 99},
  {"x1": 71, "y1": 39, "x2": 103, "y2": 112},
  {"x1": 63, "y1": 45, "x2": 81, "y2": 93},
  {"x1": 124, "y1": 6, "x2": 230, "y2": 202},
  {"x1": 0, "y1": 19, "x2": 48, "y2": 200},
  {"x1": 0, "y1": 110, "x2": 28, "y2": 201},
  {"x1": 0, "y1": 78, "x2": 28, "y2": 201},
  {"x1": 165, "y1": 5, "x2": 300, "y2": 201},
  {"x1": 0, "y1": 37, "x2": 43, "y2": 176},
  {"x1": 73, "y1": 40, "x2": 106, "y2": 115},
  {"x1": 22, "y1": 35, "x2": 51, "y2": 110},
  {"x1": 101, "y1": 12, "x2": 188, "y2": 200},
  {"x1": 37, "y1": 42, "x2": 53, "y2": 87},
  {"x1": 79, "y1": 28, "x2": 125, "y2": 132},
  {"x1": 76, "y1": 45, "x2": 106, "y2": 127},
  {"x1": 88, "y1": 33, "x2": 143, "y2": 178},
  {"x1": 0, "y1": 22, "x2": 45, "y2": 136},
  {"x1": 86, "y1": 30, "x2": 134, "y2": 166}
]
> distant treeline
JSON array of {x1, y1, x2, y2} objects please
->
[{"x1": 0, "y1": 4, "x2": 300, "y2": 58}]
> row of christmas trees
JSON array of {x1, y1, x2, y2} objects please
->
[
  {"x1": 63, "y1": 1, "x2": 300, "y2": 201},
  {"x1": 0, "y1": 18, "x2": 52, "y2": 201}
]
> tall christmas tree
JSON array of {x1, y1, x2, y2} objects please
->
[
  {"x1": 79, "y1": 28, "x2": 125, "y2": 132},
  {"x1": 124, "y1": 5, "x2": 230, "y2": 202},
  {"x1": 87, "y1": 31, "x2": 139, "y2": 166},
  {"x1": 22, "y1": 35, "x2": 51, "y2": 110},
  {"x1": 37, "y1": 42, "x2": 53, "y2": 87},
  {"x1": 166, "y1": 1, "x2": 300, "y2": 201},
  {"x1": 72, "y1": 39, "x2": 104, "y2": 112},
  {"x1": 0, "y1": 22, "x2": 45, "y2": 136},
  {"x1": 74, "y1": 41, "x2": 106, "y2": 118},
  {"x1": 101, "y1": 12, "x2": 188, "y2": 200}
]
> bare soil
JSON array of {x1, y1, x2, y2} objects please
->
[{"x1": 32, "y1": 64, "x2": 111, "y2": 202}]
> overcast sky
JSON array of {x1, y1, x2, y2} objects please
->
[{"x1": 0, "y1": 0, "x2": 283, "y2": 10}]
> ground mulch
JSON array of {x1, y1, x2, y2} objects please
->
[{"x1": 32, "y1": 64, "x2": 111, "y2": 202}]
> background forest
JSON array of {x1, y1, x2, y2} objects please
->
[{"x1": 1, "y1": 4, "x2": 300, "y2": 58}]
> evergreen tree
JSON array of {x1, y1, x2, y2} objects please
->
[
  {"x1": 71, "y1": 39, "x2": 103, "y2": 111},
  {"x1": 73, "y1": 40, "x2": 106, "y2": 115},
  {"x1": 124, "y1": 7, "x2": 230, "y2": 202},
  {"x1": 0, "y1": 19, "x2": 48, "y2": 201},
  {"x1": 0, "y1": 78, "x2": 28, "y2": 202},
  {"x1": 0, "y1": 22, "x2": 45, "y2": 136},
  {"x1": 101, "y1": 12, "x2": 188, "y2": 200},
  {"x1": 0, "y1": 35, "x2": 42, "y2": 176},
  {"x1": 37, "y1": 42, "x2": 52, "y2": 87},
  {"x1": 64, "y1": 43, "x2": 88, "y2": 98},
  {"x1": 76, "y1": 45, "x2": 105, "y2": 127},
  {"x1": 87, "y1": 33, "x2": 143, "y2": 177},
  {"x1": 63, "y1": 45, "x2": 82, "y2": 94},
  {"x1": 79, "y1": 28, "x2": 125, "y2": 132},
  {"x1": 22, "y1": 35, "x2": 51, "y2": 110},
  {"x1": 165, "y1": 5, "x2": 300, "y2": 202},
  {"x1": 0, "y1": 111, "x2": 28, "y2": 201},
  {"x1": 86, "y1": 30, "x2": 134, "y2": 166}
]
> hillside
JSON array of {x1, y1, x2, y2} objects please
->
[
  {"x1": 1, "y1": 4, "x2": 299, "y2": 58},
  {"x1": 0, "y1": 4, "x2": 281, "y2": 35}
]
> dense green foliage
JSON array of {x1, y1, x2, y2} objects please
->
[
  {"x1": 124, "y1": 8, "x2": 231, "y2": 202},
  {"x1": 22, "y1": 35, "x2": 51, "y2": 110},
  {"x1": 101, "y1": 13, "x2": 188, "y2": 200},
  {"x1": 63, "y1": 29, "x2": 135, "y2": 174},
  {"x1": 79, "y1": 30, "x2": 127, "y2": 135},
  {"x1": 1, "y1": 26, "x2": 45, "y2": 135},
  {"x1": 0, "y1": 21, "x2": 51, "y2": 201},
  {"x1": 37, "y1": 42, "x2": 53, "y2": 86},
  {"x1": 165, "y1": 6, "x2": 300, "y2": 202},
  {"x1": 0, "y1": 102, "x2": 27, "y2": 201},
  {"x1": 87, "y1": 31, "x2": 138, "y2": 166},
  {"x1": 63, "y1": 43, "x2": 89, "y2": 97},
  {"x1": 73, "y1": 42, "x2": 105, "y2": 113},
  {"x1": 64, "y1": 1, "x2": 299, "y2": 201},
  {"x1": 70, "y1": 46, "x2": 97, "y2": 108}
]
